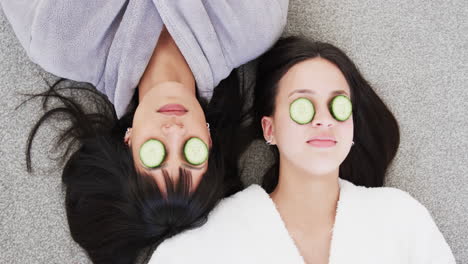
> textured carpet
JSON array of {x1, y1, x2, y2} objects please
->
[{"x1": 1, "y1": 0, "x2": 467, "y2": 263}]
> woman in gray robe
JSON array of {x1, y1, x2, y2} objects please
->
[{"x1": 0, "y1": 0, "x2": 289, "y2": 263}]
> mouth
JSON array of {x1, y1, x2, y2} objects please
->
[
  {"x1": 306, "y1": 136, "x2": 337, "y2": 148},
  {"x1": 157, "y1": 104, "x2": 188, "y2": 116}
]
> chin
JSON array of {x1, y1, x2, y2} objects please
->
[{"x1": 301, "y1": 162, "x2": 339, "y2": 177}]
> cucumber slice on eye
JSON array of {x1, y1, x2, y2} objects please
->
[
  {"x1": 330, "y1": 95, "x2": 352, "y2": 121},
  {"x1": 184, "y1": 137, "x2": 208, "y2": 165},
  {"x1": 139, "y1": 139, "x2": 166, "y2": 168},
  {"x1": 290, "y1": 97, "x2": 315, "y2": 125}
]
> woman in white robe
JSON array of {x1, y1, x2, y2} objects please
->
[{"x1": 148, "y1": 36, "x2": 456, "y2": 264}]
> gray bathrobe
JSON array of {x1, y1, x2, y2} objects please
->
[{"x1": 1, "y1": 0, "x2": 288, "y2": 117}]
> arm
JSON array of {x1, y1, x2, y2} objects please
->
[
  {"x1": 1, "y1": 0, "x2": 128, "y2": 85},
  {"x1": 408, "y1": 200, "x2": 456, "y2": 263}
]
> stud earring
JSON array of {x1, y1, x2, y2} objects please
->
[
  {"x1": 124, "y1": 128, "x2": 131, "y2": 144},
  {"x1": 351, "y1": 141, "x2": 355, "y2": 146},
  {"x1": 266, "y1": 139, "x2": 273, "y2": 145}
]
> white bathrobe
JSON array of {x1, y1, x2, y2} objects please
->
[{"x1": 148, "y1": 178, "x2": 455, "y2": 264}]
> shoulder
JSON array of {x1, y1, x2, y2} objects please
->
[
  {"x1": 189, "y1": 184, "x2": 275, "y2": 231},
  {"x1": 155, "y1": 0, "x2": 289, "y2": 100},
  {"x1": 196, "y1": 184, "x2": 272, "y2": 227},
  {"x1": 153, "y1": 184, "x2": 273, "y2": 250},
  {"x1": 149, "y1": 184, "x2": 304, "y2": 263},
  {"x1": 2, "y1": 0, "x2": 161, "y2": 117},
  {"x1": 341, "y1": 178, "x2": 425, "y2": 208},
  {"x1": 339, "y1": 179, "x2": 431, "y2": 222},
  {"x1": 338, "y1": 179, "x2": 446, "y2": 246},
  {"x1": 204, "y1": 0, "x2": 289, "y2": 65}
]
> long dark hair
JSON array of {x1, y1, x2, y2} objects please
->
[
  {"x1": 24, "y1": 70, "x2": 244, "y2": 264},
  {"x1": 252, "y1": 36, "x2": 400, "y2": 193}
]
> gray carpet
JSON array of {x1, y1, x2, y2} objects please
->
[{"x1": 1, "y1": 0, "x2": 467, "y2": 263}]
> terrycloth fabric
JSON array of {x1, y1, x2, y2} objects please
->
[
  {"x1": 149, "y1": 179, "x2": 456, "y2": 264},
  {"x1": 0, "y1": 0, "x2": 288, "y2": 118}
]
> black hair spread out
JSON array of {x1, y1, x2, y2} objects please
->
[
  {"x1": 24, "y1": 70, "x2": 245, "y2": 264},
  {"x1": 250, "y1": 36, "x2": 400, "y2": 193}
]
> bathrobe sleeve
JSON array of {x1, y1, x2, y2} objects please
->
[
  {"x1": 0, "y1": 0, "x2": 162, "y2": 118},
  {"x1": 328, "y1": 179, "x2": 456, "y2": 264},
  {"x1": 408, "y1": 200, "x2": 456, "y2": 263}
]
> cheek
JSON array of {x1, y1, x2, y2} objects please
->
[
  {"x1": 273, "y1": 113, "x2": 307, "y2": 155},
  {"x1": 335, "y1": 118, "x2": 354, "y2": 163},
  {"x1": 189, "y1": 121, "x2": 210, "y2": 145},
  {"x1": 185, "y1": 113, "x2": 211, "y2": 148},
  {"x1": 133, "y1": 100, "x2": 161, "y2": 130},
  {"x1": 274, "y1": 114, "x2": 354, "y2": 174},
  {"x1": 338, "y1": 118, "x2": 354, "y2": 142},
  {"x1": 190, "y1": 170, "x2": 205, "y2": 191}
]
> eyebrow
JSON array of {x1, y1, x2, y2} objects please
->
[
  {"x1": 143, "y1": 163, "x2": 168, "y2": 171},
  {"x1": 182, "y1": 163, "x2": 207, "y2": 171},
  {"x1": 288, "y1": 89, "x2": 349, "y2": 97}
]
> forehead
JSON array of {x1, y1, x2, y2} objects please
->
[
  {"x1": 136, "y1": 165, "x2": 205, "y2": 193},
  {"x1": 278, "y1": 58, "x2": 350, "y2": 96}
]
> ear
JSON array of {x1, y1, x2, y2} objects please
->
[
  {"x1": 261, "y1": 116, "x2": 276, "y2": 144},
  {"x1": 124, "y1": 128, "x2": 132, "y2": 146}
]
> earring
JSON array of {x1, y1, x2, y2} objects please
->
[
  {"x1": 351, "y1": 141, "x2": 355, "y2": 146},
  {"x1": 206, "y1": 122, "x2": 210, "y2": 133},
  {"x1": 266, "y1": 139, "x2": 273, "y2": 145},
  {"x1": 124, "y1": 128, "x2": 131, "y2": 144}
]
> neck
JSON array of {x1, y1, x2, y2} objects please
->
[
  {"x1": 270, "y1": 158, "x2": 340, "y2": 231},
  {"x1": 138, "y1": 27, "x2": 195, "y2": 100}
]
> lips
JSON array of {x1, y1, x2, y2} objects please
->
[
  {"x1": 157, "y1": 104, "x2": 188, "y2": 116},
  {"x1": 307, "y1": 136, "x2": 337, "y2": 148}
]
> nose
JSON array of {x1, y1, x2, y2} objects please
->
[
  {"x1": 161, "y1": 119, "x2": 186, "y2": 135},
  {"x1": 311, "y1": 105, "x2": 336, "y2": 128}
]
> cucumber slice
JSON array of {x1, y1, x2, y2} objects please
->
[
  {"x1": 290, "y1": 97, "x2": 315, "y2": 125},
  {"x1": 139, "y1": 139, "x2": 166, "y2": 168},
  {"x1": 330, "y1": 95, "x2": 352, "y2": 121},
  {"x1": 184, "y1": 137, "x2": 208, "y2": 165}
]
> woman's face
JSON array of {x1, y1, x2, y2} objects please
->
[
  {"x1": 125, "y1": 82, "x2": 211, "y2": 192},
  {"x1": 262, "y1": 58, "x2": 354, "y2": 176}
]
